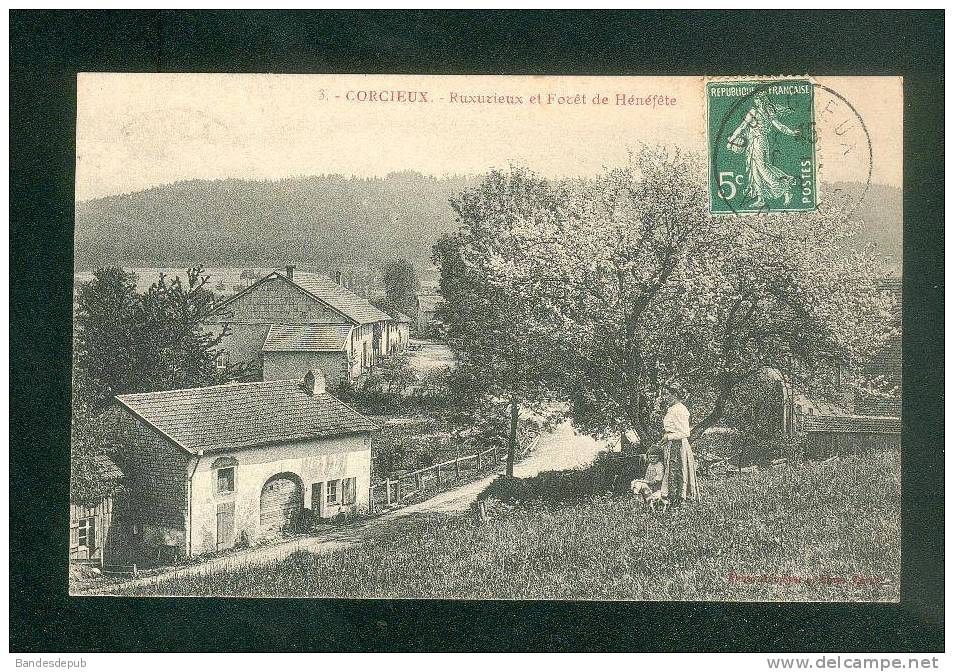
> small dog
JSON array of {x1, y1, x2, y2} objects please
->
[{"x1": 630, "y1": 479, "x2": 670, "y2": 512}]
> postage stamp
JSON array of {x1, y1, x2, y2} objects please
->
[{"x1": 707, "y1": 79, "x2": 817, "y2": 214}]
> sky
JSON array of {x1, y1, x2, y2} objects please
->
[{"x1": 76, "y1": 74, "x2": 902, "y2": 202}]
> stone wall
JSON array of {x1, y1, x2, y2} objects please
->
[
  {"x1": 262, "y1": 351, "x2": 348, "y2": 387},
  {"x1": 107, "y1": 406, "x2": 196, "y2": 558}
]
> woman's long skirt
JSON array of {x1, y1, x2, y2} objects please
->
[{"x1": 661, "y1": 438, "x2": 700, "y2": 505}]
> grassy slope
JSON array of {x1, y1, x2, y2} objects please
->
[{"x1": 122, "y1": 451, "x2": 900, "y2": 601}]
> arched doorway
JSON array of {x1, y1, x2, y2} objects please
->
[{"x1": 260, "y1": 472, "x2": 303, "y2": 537}]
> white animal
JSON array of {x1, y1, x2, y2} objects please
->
[{"x1": 630, "y1": 479, "x2": 670, "y2": 512}]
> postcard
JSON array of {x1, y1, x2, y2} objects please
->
[{"x1": 69, "y1": 73, "x2": 902, "y2": 601}]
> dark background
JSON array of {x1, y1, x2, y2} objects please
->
[{"x1": 10, "y1": 10, "x2": 944, "y2": 652}]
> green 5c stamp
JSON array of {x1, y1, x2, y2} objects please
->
[{"x1": 708, "y1": 79, "x2": 816, "y2": 214}]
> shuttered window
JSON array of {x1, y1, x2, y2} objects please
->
[
  {"x1": 342, "y1": 477, "x2": 357, "y2": 505},
  {"x1": 326, "y1": 479, "x2": 339, "y2": 504}
]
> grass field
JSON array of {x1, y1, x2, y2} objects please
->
[{"x1": 120, "y1": 451, "x2": 900, "y2": 601}]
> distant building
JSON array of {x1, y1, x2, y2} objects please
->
[
  {"x1": 768, "y1": 278, "x2": 902, "y2": 456},
  {"x1": 108, "y1": 370, "x2": 376, "y2": 561},
  {"x1": 205, "y1": 266, "x2": 407, "y2": 387},
  {"x1": 392, "y1": 311, "x2": 413, "y2": 350},
  {"x1": 416, "y1": 293, "x2": 443, "y2": 332}
]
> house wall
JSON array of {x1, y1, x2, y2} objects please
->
[
  {"x1": 108, "y1": 406, "x2": 196, "y2": 560},
  {"x1": 262, "y1": 351, "x2": 348, "y2": 387},
  {"x1": 213, "y1": 322, "x2": 270, "y2": 379},
  {"x1": 189, "y1": 433, "x2": 372, "y2": 555},
  {"x1": 386, "y1": 322, "x2": 410, "y2": 354},
  {"x1": 347, "y1": 323, "x2": 379, "y2": 378}
]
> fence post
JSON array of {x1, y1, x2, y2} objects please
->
[
  {"x1": 455, "y1": 457, "x2": 460, "y2": 480},
  {"x1": 436, "y1": 464, "x2": 442, "y2": 485},
  {"x1": 396, "y1": 479, "x2": 402, "y2": 503},
  {"x1": 385, "y1": 478, "x2": 392, "y2": 507},
  {"x1": 416, "y1": 472, "x2": 422, "y2": 492},
  {"x1": 476, "y1": 450, "x2": 481, "y2": 471}
]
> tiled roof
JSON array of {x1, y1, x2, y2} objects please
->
[
  {"x1": 289, "y1": 272, "x2": 392, "y2": 324},
  {"x1": 115, "y1": 380, "x2": 378, "y2": 454},
  {"x1": 262, "y1": 324, "x2": 352, "y2": 352},
  {"x1": 803, "y1": 414, "x2": 901, "y2": 434}
]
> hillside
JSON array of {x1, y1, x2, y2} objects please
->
[
  {"x1": 74, "y1": 175, "x2": 901, "y2": 272},
  {"x1": 120, "y1": 451, "x2": 900, "y2": 601},
  {"x1": 74, "y1": 172, "x2": 477, "y2": 271},
  {"x1": 829, "y1": 182, "x2": 903, "y2": 267}
]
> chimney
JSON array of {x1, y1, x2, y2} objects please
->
[
  {"x1": 302, "y1": 369, "x2": 326, "y2": 396},
  {"x1": 335, "y1": 270, "x2": 342, "y2": 285},
  {"x1": 285, "y1": 265, "x2": 295, "y2": 281}
]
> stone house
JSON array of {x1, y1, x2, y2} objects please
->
[
  {"x1": 108, "y1": 370, "x2": 376, "y2": 561},
  {"x1": 206, "y1": 266, "x2": 407, "y2": 387}
]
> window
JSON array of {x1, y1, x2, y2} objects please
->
[
  {"x1": 326, "y1": 479, "x2": 340, "y2": 505},
  {"x1": 217, "y1": 467, "x2": 235, "y2": 494},
  {"x1": 77, "y1": 517, "x2": 95, "y2": 549},
  {"x1": 342, "y1": 477, "x2": 357, "y2": 505},
  {"x1": 215, "y1": 351, "x2": 230, "y2": 372}
]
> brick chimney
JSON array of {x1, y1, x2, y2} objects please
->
[
  {"x1": 285, "y1": 265, "x2": 295, "y2": 281},
  {"x1": 302, "y1": 369, "x2": 326, "y2": 396},
  {"x1": 335, "y1": 270, "x2": 342, "y2": 285}
]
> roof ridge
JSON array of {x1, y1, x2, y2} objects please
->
[{"x1": 116, "y1": 378, "x2": 298, "y2": 400}]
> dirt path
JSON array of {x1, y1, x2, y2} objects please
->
[{"x1": 90, "y1": 420, "x2": 604, "y2": 595}]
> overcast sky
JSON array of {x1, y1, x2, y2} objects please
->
[{"x1": 76, "y1": 74, "x2": 902, "y2": 201}]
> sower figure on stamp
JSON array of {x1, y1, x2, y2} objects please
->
[
  {"x1": 658, "y1": 383, "x2": 700, "y2": 506},
  {"x1": 726, "y1": 91, "x2": 801, "y2": 208}
]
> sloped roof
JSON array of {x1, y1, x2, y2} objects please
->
[
  {"x1": 115, "y1": 380, "x2": 377, "y2": 454},
  {"x1": 394, "y1": 311, "x2": 414, "y2": 323},
  {"x1": 803, "y1": 414, "x2": 901, "y2": 434},
  {"x1": 213, "y1": 271, "x2": 392, "y2": 325},
  {"x1": 290, "y1": 272, "x2": 392, "y2": 324},
  {"x1": 262, "y1": 324, "x2": 352, "y2": 352}
]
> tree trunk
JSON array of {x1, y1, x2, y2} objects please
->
[{"x1": 506, "y1": 396, "x2": 519, "y2": 478}]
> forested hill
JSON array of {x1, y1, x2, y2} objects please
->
[
  {"x1": 74, "y1": 172, "x2": 478, "y2": 271},
  {"x1": 74, "y1": 174, "x2": 901, "y2": 272}
]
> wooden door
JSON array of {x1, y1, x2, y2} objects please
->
[
  {"x1": 216, "y1": 502, "x2": 235, "y2": 551},
  {"x1": 260, "y1": 474, "x2": 303, "y2": 536},
  {"x1": 311, "y1": 482, "x2": 325, "y2": 520}
]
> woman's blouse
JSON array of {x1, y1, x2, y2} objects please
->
[{"x1": 662, "y1": 402, "x2": 691, "y2": 441}]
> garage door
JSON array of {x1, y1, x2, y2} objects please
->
[{"x1": 260, "y1": 473, "x2": 303, "y2": 537}]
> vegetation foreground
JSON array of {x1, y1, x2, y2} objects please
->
[{"x1": 121, "y1": 451, "x2": 900, "y2": 601}]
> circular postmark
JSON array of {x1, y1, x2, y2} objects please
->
[{"x1": 708, "y1": 79, "x2": 872, "y2": 217}]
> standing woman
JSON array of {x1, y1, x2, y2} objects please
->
[{"x1": 659, "y1": 384, "x2": 700, "y2": 505}]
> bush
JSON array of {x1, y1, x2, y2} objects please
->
[{"x1": 477, "y1": 450, "x2": 629, "y2": 504}]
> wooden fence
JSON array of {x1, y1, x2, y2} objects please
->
[{"x1": 369, "y1": 435, "x2": 538, "y2": 514}]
